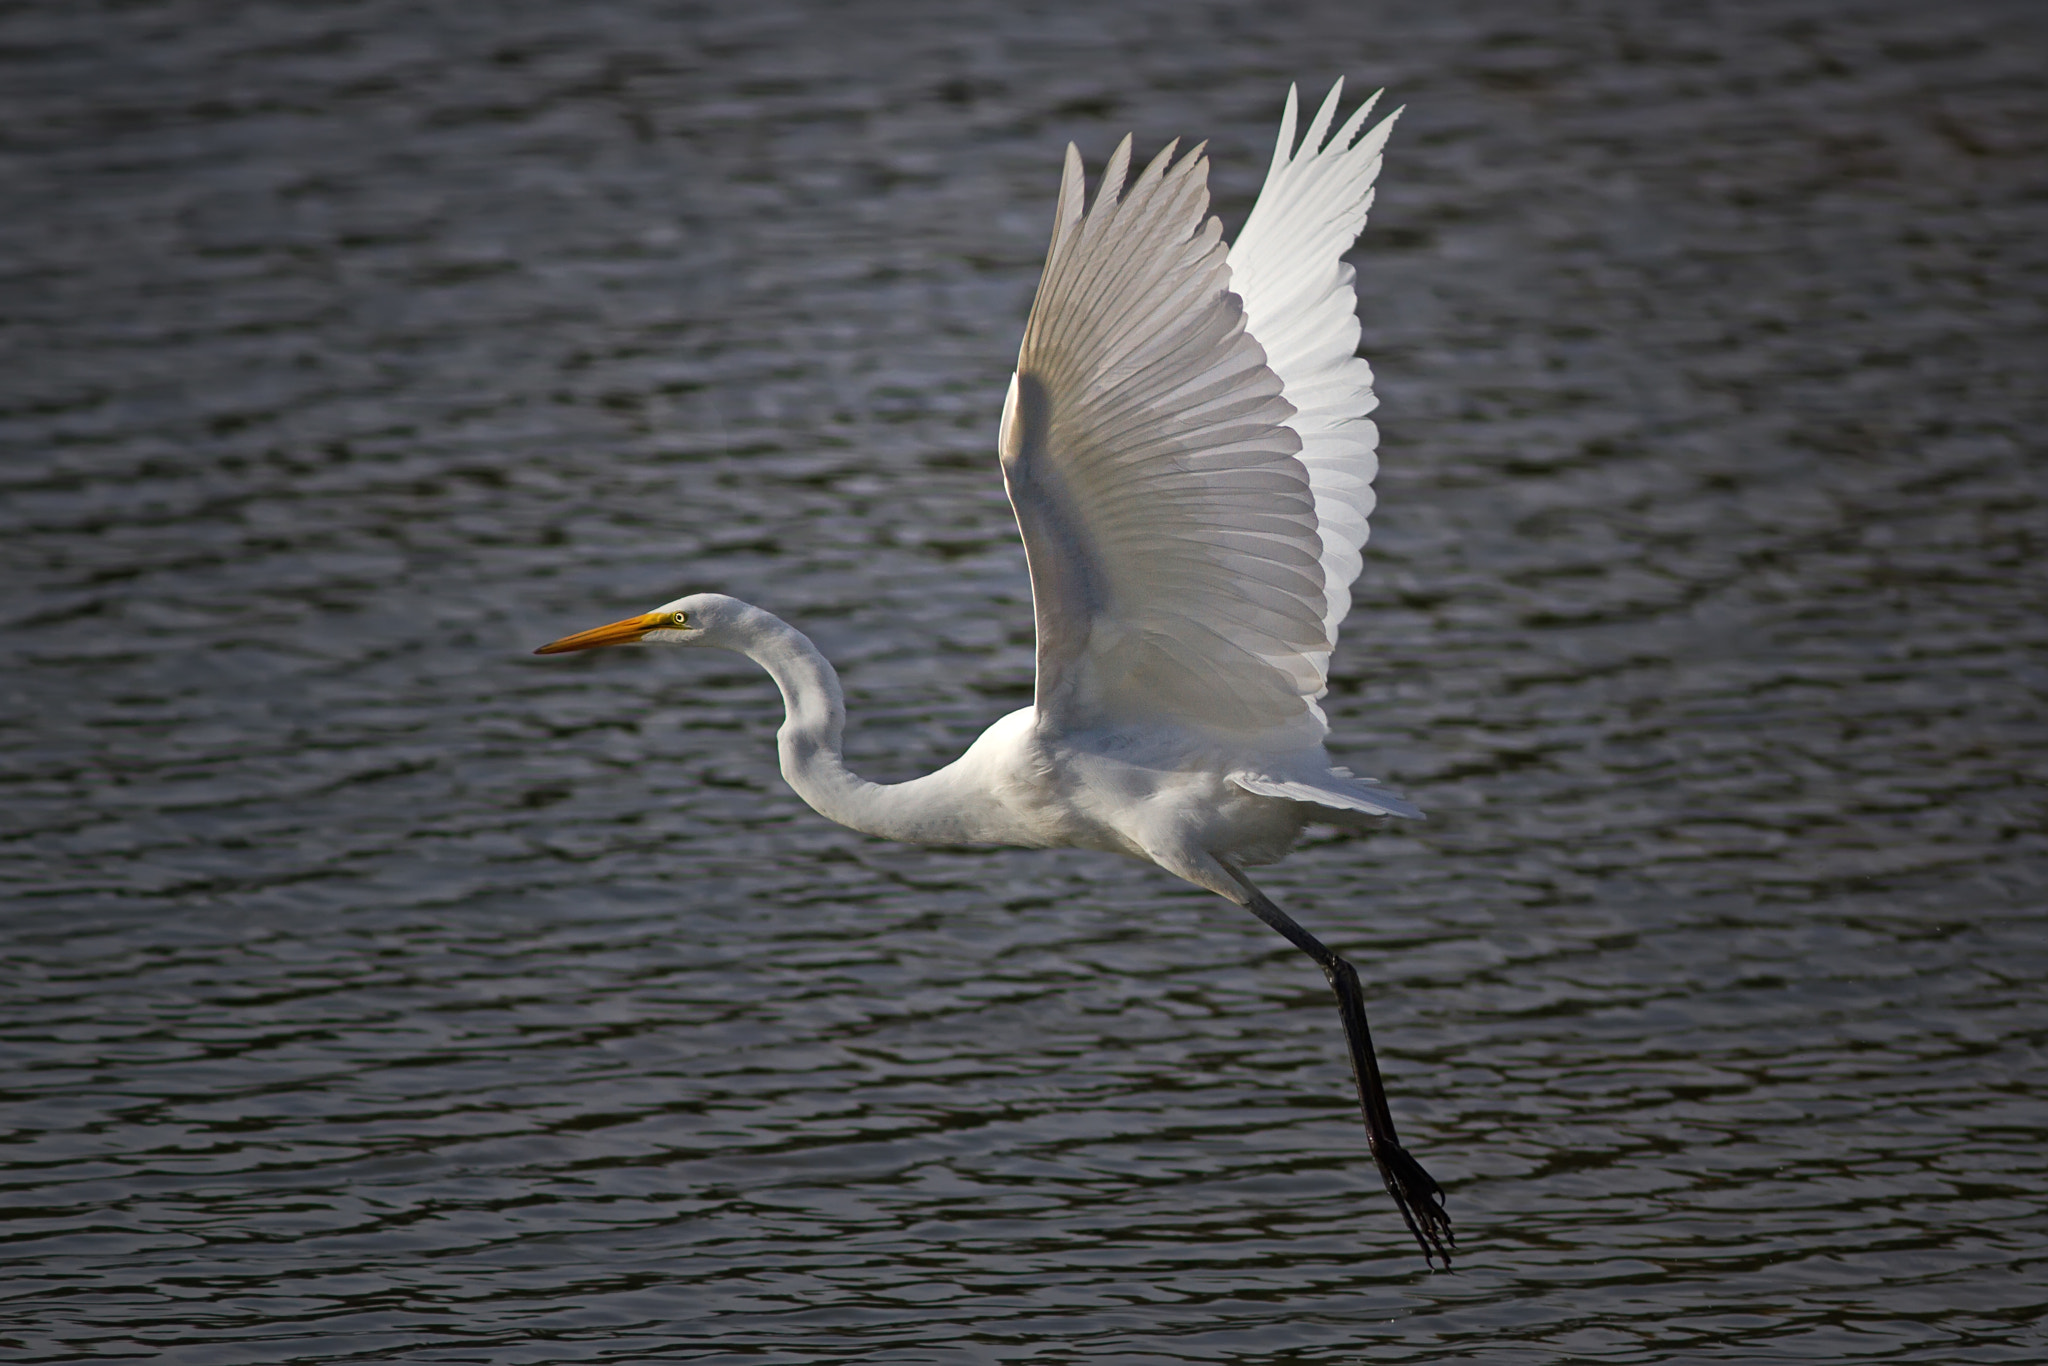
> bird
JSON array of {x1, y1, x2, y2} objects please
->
[{"x1": 535, "y1": 80, "x2": 1452, "y2": 1266}]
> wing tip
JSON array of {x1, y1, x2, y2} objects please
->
[
  {"x1": 1056, "y1": 143, "x2": 1086, "y2": 230},
  {"x1": 1270, "y1": 84, "x2": 1301, "y2": 179}
]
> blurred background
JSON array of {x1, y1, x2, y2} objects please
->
[{"x1": 2, "y1": 0, "x2": 2043, "y2": 1361}]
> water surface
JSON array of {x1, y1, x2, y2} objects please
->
[{"x1": 3, "y1": 0, "x2": 2045, "y2": 1360}]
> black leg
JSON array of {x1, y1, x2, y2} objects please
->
[{"x1": 1233, "y1": 874, "x2": 1453, "y2": 1268}]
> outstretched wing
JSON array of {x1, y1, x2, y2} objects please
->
[
  {"x1": 1228, "y1": 80, "x2": 1401, "y2": 674},
  {"x1": 1001, "y1": 137, "x2": 1329, "y2": 737}
]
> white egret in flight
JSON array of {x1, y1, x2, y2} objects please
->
[{"x1": 537, "y1": 81, "x2": 1452, "y2": 1265}]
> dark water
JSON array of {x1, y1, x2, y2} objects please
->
[{"x1": 4, "y1": 0, "x2": 2045, "y2": 1360}]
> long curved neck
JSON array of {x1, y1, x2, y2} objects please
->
[{"x1": 723, "y1": 605, "x2": 995, "y2": 845}]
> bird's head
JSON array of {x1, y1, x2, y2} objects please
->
[{"x1": 532, "y1": 592, "x2": 748, "y2": 655}]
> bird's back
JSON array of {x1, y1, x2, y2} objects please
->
[{"x1": 936, "y1": 704, "x2": 1324, "y2": 872}]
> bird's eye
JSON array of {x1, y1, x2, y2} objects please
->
[{"x1": 671, "y1": 611, "x2": 688, "y2": 626}]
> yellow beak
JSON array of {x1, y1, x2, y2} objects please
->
[{"x1": 533, "y1": 610, "x2": 669, "y2": 655}]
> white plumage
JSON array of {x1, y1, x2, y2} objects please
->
[
  {"x1": 536, "y1": 82, "x2": 1453, "y2": 1265},
  {"x1": 1233, "y1": 83, "x2": 1400, "y2": 670}
]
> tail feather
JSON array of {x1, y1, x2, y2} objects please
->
[{"x1": 1230, "y1": 768, "x2": 1423, "y2": 820}]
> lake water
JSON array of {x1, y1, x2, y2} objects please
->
[{"x1": 3, "y1": 0, "x2": 2044, "y2": 1361}]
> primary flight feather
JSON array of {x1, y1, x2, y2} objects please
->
[{"x1": 537, "y1": 80, "x2": 1452, "y2": 1265}]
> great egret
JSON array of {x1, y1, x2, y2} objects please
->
[{"x1": 536, "y1": 81, "x2": 1453, "y2": 1266}]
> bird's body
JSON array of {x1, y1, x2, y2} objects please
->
[{"x1": 538, "y1": 81, "x2": 1455, "y2": 1265}]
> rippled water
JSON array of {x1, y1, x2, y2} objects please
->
[{"x1": 4, "y1": 0, "x2": 2045, "y2": 1360}]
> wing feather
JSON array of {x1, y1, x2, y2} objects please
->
[
  {"x1": 1229, "y1": 80, "x2": 1402, "y2": 684},
  {"x1": 1002, "y1": 138, "x2": 1330, "y2": 735}
]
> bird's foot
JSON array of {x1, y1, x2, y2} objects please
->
[{"x1": 1370, "y1": 1136, "x2": 1454, "y2": 1268}]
